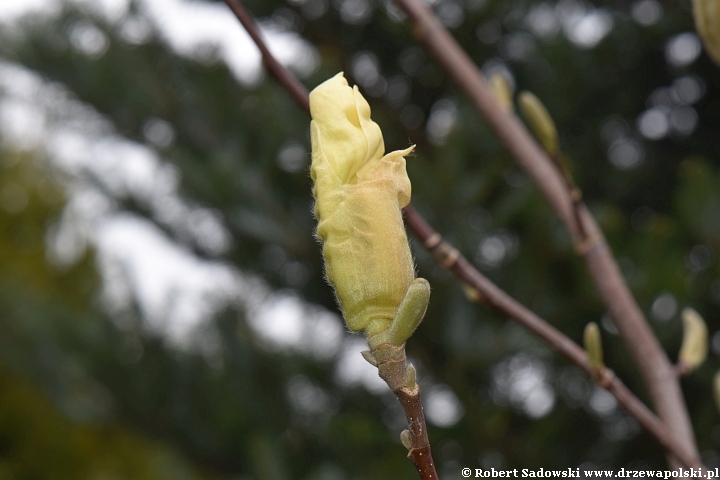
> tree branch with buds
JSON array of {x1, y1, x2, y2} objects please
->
[
  {"x1": 223, "y1": 0, "x2": 704, "y2": 473},
  {"x1": 391, "y1": 0, "x2": 699, "y2": 468}
]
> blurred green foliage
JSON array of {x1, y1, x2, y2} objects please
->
[{"x1": 0, "y1": 0, "x2": 719, "y2": 478}]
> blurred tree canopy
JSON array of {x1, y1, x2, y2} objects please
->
[{"x1": 0, "y1": 0, "x2": 719, "y2": 478}]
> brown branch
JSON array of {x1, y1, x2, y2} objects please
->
[
  {"x1": 222, "y1": 0, "x2": 310, "y2": 112},
  {"x1": 403, "y1": 207, "x2": 704, "y2": 471},
  {"x1": 372, "y1": 344, "x2": 439, "y2": 479},
  {"x1": 391, "y1": 0, "x2": 699, "y2": 467},
  {"x1": 223, "y1": 0, "x2": 702, "y2": 470},
  {"x1": 675, "y1": 362, "x2": 693, "y2": 378}
]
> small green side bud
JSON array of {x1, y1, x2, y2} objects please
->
[
  {"x1": 400, "y1": 429, "x2": 413, "y2": 450},
  {"x1": 584, "y1": 322, "x2": 604, "y2": 370},
  {"x1": 489, "y1": 73, "x2": 513, "y2": 112},
  {"x1": 678, "y1": 307, "x2": 708, "y2": 372},
  {"x1": 518, "y1": 91, "x2": 558, "y2": 156},
  {"x1": 404, "y1": 363, "x2": 417, "y2": 389},
  {"x1": 461, "y1": 283, "x2": 482, "y2": 303}
]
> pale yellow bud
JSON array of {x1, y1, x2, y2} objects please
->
[
  {"x1": 693, "y1": 0, "x2": 720, "y2": 67},
  {"x1": 400, "y1": 429, "x2": 413, "y2": 450},
  {"x1": 310, "y1": 73, "x2": 429, "y2": 346},
  {"x1": 404, "y1": 363, "x2": 417, "y2": 389},
  {"x1": 584, "y1": 322, "x2": 604, "y2": 370},
  {"x1": 517, "y1": 91, "x2": 558, "y2": 156},
  {"x1": 678, "y1": 307, "x2": 708, "y2": 371},
  {"x1": 461, "y1": 283, "x2": 482, "y2": 303},
  {"x1": 489, "y1": 73, "x2": 513, "y2": 112}
]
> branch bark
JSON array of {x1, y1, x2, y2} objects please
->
[
  {"x1": 391, "y1": 0, "x2": 699, "y2": 467},
  {"x1": 222, "y1": 0, "x2": 310, "y2": 113},
  {"x1": 372, "y1": 344, "x2": 439, "y2": 479},
  {"x1": 403, "y1": 206, "x2": 703, "y2": 471},
  {"x1": 223, "y1": 0, "x2": 702, "y2": 470}
]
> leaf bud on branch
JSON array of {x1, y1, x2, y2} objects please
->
[{"x1": 678, "y1": 307, "x2": 708, "y2": 374}]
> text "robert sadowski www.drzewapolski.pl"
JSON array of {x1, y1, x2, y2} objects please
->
[{"x1": 462, "y1": 468, "x2": 711, "y2": 478}]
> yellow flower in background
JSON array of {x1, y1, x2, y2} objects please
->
[{"x1": 310, "y1": 72, "x2": 429, "y2": 349}]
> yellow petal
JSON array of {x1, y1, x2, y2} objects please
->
[{"x1": 309, "y1": 72, "x2": 384, "y2": 185}]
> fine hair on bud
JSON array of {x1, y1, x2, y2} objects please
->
[{"x1": 678, "y1": 307, "x2": 708, "y2": 371}]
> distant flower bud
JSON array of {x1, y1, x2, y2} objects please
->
[
  {"x1": 518, "y1": 91, "x2": 558, "y2": 156},
  {"x1": 461, "y1": 283, "x2": 482, "y2": 303},
  {"x1": 584, "y1": 322, "x2": 604, "y2": 370},
  {"x1": 693, "y1": 0, "x2": 720, "y2": 67},
  {"x1": 678, "y1": 307, "x2": 708, "y2": 371},
  {"x1": 489, "y1": 73, "x2": 513, "y2": 112}
]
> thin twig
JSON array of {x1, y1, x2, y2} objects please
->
[
  {"x1": 222, "y1": 0, "x2": 309, "y2": 113},
  {"x1": 391, "y1": 0, "x2": 699, "y2": 467},
  {"x1": 403, "y1": 207, "x2": 704, "y2": 471},
  {"x1": 676, "y1": 362, "x2": 693, "y2": 378},
  {"x1": 550, "y1": 151, "x2": 586, "y2": 239},
  {"x1": 223, "y1": 0, "x2": 703, "y2": 470}
]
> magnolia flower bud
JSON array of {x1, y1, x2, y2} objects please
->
[
  {"x1": 693, "y1": 0, "x2": 720, "y2": 67},
  {"x1": 518, "y1": 91, "x2": 558, "y2": 156},
  {"x1": 584, "y1": 322, "x2": 604, "y2": 370},
  {"x1": 310, "y1": 73, "x2": 430, "y2": 347},
  {"x1": 678, "y1": 307, "x2": 708, "y2": 371}
]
